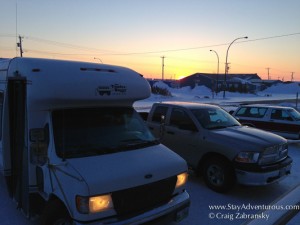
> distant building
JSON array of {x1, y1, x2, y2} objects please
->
[
  {"x1": 179, "y1": 73, "x2": 261, "y2": 93},
  {"x1": 146, "y1": 73, "x2": 285, "y2": 94}
]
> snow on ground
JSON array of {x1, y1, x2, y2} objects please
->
[
  {"x1": 135, "y1": 82, "x2": 300, "y2": 111},
  {"x1": 1, "y1": 82, "x2": 300, "y2": 225}
]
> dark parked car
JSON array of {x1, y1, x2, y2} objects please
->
[{"x1": 231, "y1": 104, "x2": 300, "y2": 139}]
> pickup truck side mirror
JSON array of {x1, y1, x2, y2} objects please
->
[
  {"x1": 30, "y1": 128, "x2": 48, "y2": 166},
  {"x1": 159, "y1": 115, "x2": 166, "y2": 139}
]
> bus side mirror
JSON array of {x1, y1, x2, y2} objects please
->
[
  {"x1": 30, "y1": 128, "x2": 48, "y2": 166},
  {"x1": 30, "y1": 128, "x2": 46, "y2": 142}
]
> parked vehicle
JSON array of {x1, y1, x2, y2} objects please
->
[
  {"x1": 0, "y1": 58, "x2": 190, "y2": 225},
  {"x1": 231, "y1": 104, "x2": 300, "y2": 139},
  {"x1": 145, "y1": 101, "x2": 292, "y2": 193}
]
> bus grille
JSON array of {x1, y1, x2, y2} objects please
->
[{"x1": 111, "y1": 176, "x2": 177, "y2": 216}]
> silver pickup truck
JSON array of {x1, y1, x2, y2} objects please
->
[{"x1": 145, "y1": 101, "x2": 292, "y2": 193}]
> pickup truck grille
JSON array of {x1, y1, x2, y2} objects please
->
[
  {"x1": 259, "y1": 144, "x2": 288, "y2": 165},
  {"x1": 111, "y1": 176, "x2": 177, "y2": 216}
]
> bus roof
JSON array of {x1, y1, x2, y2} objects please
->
[{"x1": 0, "y1": 58, "x2": 151, "y2": 110}]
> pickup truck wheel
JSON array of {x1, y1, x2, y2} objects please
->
[
  {"x1": 40, "y1": 199, "x2": 72, "y2": 225},
  {"x1": 202, "y1": 157, "x2": 235, "y2": 193}
]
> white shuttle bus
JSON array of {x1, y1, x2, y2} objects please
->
[{"x1": 0, "y1": 58, "x2": 190, "y2": 225}]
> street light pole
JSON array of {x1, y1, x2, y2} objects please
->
[
  {"x1": 94, "y1": 57, "x2": 103, "y2": 63},
  {"x1": 223, "y1": 36, "x2": 248, "y2": 98},
  {"x1": 210, "y1": 49, "x2": 219, "y2": 95}
]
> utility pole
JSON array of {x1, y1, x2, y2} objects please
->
[
  {"x1": 266, "y1": 67, "x2": 270, "y2": 80},
  {"x1": 291, "y1": 72, "x2": 294, "y2": 81},
  {"x1": 161, "y1": 56, "x2": 165, "y2": 80},
  {"x1": 17, "y1": 35, "x2": 23, "y2": 57}
]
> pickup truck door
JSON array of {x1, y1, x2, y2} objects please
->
[{"x1": 161, "y1": 108, "x2": 201, "y2": 167}]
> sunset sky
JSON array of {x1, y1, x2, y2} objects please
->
[{"x1": 1, "y1": 0, "x2": 300, "y2": 80}]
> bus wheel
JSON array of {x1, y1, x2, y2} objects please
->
[{"x1": 40, "y1": 199, "x2": 72, "y2": 225}]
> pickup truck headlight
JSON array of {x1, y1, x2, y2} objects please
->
[
  {"x1": 235, "y1": 152, "x2": 260, "y2": 163},
  {"x1": 76, "y1": 194, "x2": 113, "y2": 214},
  {"x1": 176, "y1": 172, "x2": 188, "y2": 188}
]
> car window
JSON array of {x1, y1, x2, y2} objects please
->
[
  {"x1": 170, "y1": 108, "x2": 196, "y2": 130},
  {"x1": 152, "y1": 106, "x2": 168, "y2": 123},
  {"x1": 271, "y1": 109, "x2": 293, "y2": 121},
  {"x1": 236, "y1": 107, "x2": 267, "y2": 118},
  {"x1": 288, "y1": 108, "x2": 300, "y2": 121},
  {"x1": 235, "y1": 107, "x2": 246, "y2": 115}
]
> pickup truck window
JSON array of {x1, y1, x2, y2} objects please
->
[
  {"x1": 152, "y1": 106, "x2": 168, "y2": 122},
  {"x1": 170, "y1": 108, "x2": 196, "y2": 131},
  {"x1": 191, "y1": 108, "x2": 240, "y2": 129},
  {"x1": 236, "y1": 107, "x2": 267, "y2": 118},
  {"x1": 52, "y1": 107, "x2": 158, "y2": 158}
]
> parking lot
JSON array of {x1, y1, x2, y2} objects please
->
[{"x1": 1, "y1": 143, "x2": 299, "y2": 225}]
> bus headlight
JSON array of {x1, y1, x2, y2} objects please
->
[
  {"x1": 176, "y1": 172, "x2": 188, "y2": 188},
  {"x1": 76, "y1": 194, "x2": 113, "y2": 214}
]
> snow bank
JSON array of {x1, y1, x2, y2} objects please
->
[
  {"x1": 152, "y1": 81, "x2": 170, "y2": 90},
  {"x1": 190, "y1": 85, "x2": 212, "y2": 96},
  {"x1": 260, "y1": 82, "x2": 300, "y2": 95}
]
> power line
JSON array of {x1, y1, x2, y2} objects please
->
[
  {"x1": 0, "y1": 34, "x2": 16, "y2": 37},
  {"x1": 25, "y1": 36, "x2": 118, "y2": 54},
  {"x1": 1, "y1": 32, "x2": 300, "y2": 56},
  {"x1": 244, "y1": 32, "x2": 300, "y2": 43},
  {"x1": 1, "y1": 32, "x2": 299, "y2": 76}
]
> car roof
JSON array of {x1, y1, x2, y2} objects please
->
[
  {"x1": 155, "y1": 101, "x2": 220, "y2": 109},
  {"x1": 238, "y1": 104, "x2": 294, "y2": 110}
]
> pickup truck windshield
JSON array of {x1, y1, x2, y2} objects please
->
[
  {"x1": 191, "y1": 107, "x2": 241, "y2": 129},
  {"x1": 52, "y1": 107, "x2": 158, "y2": 158}
]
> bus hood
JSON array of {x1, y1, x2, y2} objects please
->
[{"x1": 66, "y1": 144, "x2": 187, "y2": 195}]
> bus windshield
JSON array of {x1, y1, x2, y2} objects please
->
[{"x1": 52, "y1": 107, "x2": 158, "y2": 158}]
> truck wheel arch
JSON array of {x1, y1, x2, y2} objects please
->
[{"x1": 197, "y1": 153, "x2": 228, "y2": 173}]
